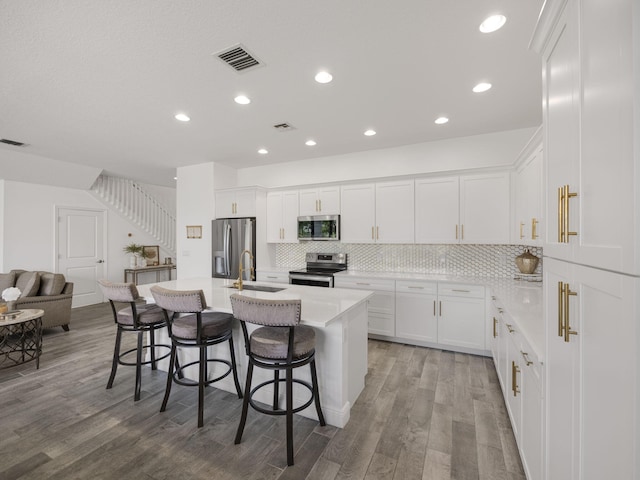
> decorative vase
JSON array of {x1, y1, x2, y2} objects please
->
[
  {"x1": 130, "y1": 255, "x2": 137, "y2": 268},
  {"x1": 515, "y1": 249, "x2": 540, "y2": 274},
  {"x1": 6, "y1": 300, "x2": 16, "y2": 313}
]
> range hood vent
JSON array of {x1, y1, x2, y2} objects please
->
[
  {"x1": 0, "y1": 138, "x2": 27, "y2": 147},
  {"x1": 214, "y1": 44, "x2": 263, "y2": 73}
]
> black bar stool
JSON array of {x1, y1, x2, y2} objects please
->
[
  {"x1": 98, "y1": 280, "x2": 171, "y2": 401},
  {"x1": 230, "y1": 293, "x2": 326, "y2": 466},
  {"x1": 150, "y1": 285, "x2": 243, "y2": 428}
]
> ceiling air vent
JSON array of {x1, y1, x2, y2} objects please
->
[
  {"x1": 273, "y1": 123, "x2": 295, "y2": 131},
  {"x1": 0, "y1": 138, "x2": 26, "y2": 147},
  {"x1": 214, "y1": 44, "x2": 263, "y2": 73}
]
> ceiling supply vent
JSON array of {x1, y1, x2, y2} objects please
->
[
  {"x1": 0, "y1": 138, "x2": 26, "y2": 147},
  {"x1": 214, "y1": 44, "x2": 263, "y2": 73},
  {"x1": 273, "y1": 123, "x2": 295, "y2": 131}
]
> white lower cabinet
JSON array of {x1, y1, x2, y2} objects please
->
[
  {"x1": 490, "y1": 293, "x2": 544, "y2": 480},
  {"x1": 436, "y1": 283, "x2": 485, "y2": 350},
  {"x1": 395, "y1": 281, "x2": 438, "y2": 343},
  {"x1": 334, "y1": 277, "x2": 395, "y2": 337}
]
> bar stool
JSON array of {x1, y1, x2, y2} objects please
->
[
  {"x1": 230, "y1": 293, "x2": 326, "y2": 466},
  {"x1": 150, "y1": 286, "x2": 243, "y2": 428},
  {"x1": 98, "y1": 280, "x2": 171, "y2": 401}
]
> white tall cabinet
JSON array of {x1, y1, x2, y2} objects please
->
[
  {"x1": 266, "y1": 190, "x2": 298, "y2": 243},
  {"x1": 298, "y1": 186, "x2": 340, "y2": 216},
  {"x1": 532, "y1": 0, "x2": 640, "y2": 478}
]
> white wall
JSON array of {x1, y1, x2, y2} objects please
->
[
  {"x1": 1, "y1": 180, "x2": 171, "y2": 284},
  {"x1": 176, "y1": 163, "x2": 215, "y2": 279},
  {"x1": 0, "y1": 180, "x2": 4, "y2": 273},
  {"x1": 237, "y1": 127, "x2": 537, "y2": 188}
]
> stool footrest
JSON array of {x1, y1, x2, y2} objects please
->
[{"x1": 248, "y1": 377, "x2": 315, "y2": 416}]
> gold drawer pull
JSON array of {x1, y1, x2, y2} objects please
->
[
  {"x1": 521, "y1": 351, "x2": 533, "y2": 366},
  {"x1": 506, "y1": 324, "x2": 515, "y2": 334}
]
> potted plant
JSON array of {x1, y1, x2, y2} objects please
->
[{"x1": 123, "y1": 243, "x2": 143, "y2": 268}]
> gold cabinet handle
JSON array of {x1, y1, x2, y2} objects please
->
[
  {"x1": 512, "y1": 361, "x2": 521, "y2": 396},
  {"x1": 519, "y1": 222, "x2": 525, "y2": 239},
  {"x1": 371, "y1": 226, "x2": 375, "y2": 240},
  {"x1": 461, "y1": 224, "x2": 464, "y2": 240},
  {"x1": 506, "y1": 323, "x2": 515, "y2": 334},
  {"x1": 563, "y1": 283, "x2": 578, "y2": 342},
  {"x1": 319, "y1": 199, "x2": 322, "y2": 212},
  {"x1": 433, "y1": 300, "x2": 436, "y2": 316},
  {"x1": 558, "y1": 281, "x2": 565, "y2": 337},
  {"x1": 493, "y1": 317, "x2": 497, "y2": 338},
  {"x1": 521, "y1": 351, "x2": 533, "y2": 366},
  {"x1": 531, "y1": 218, "x2": 539, "y2": 240},
  {"x1": 439, "y1": 301, "x2": 442, "y2": 316},
  {"x1": 497, "y1": 307, "x2": 504, "y2": 314},
  {"x1": 455, "y1": 224, "x2": 458, "y2": 240},
  {"x1": 376, "y1": 226, "x2": 379, "y2": 240},
  {"x1": 558, "y1": 185, "x2": 578, "y2": 243}
]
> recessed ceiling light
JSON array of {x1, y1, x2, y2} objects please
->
[
  {"x1": 175, "y1": 113, "x2": 190, "y2": 122},
  {"x1": 435, "y1": 117, "x2": 449, "y2": 125},
  {"x1": 305, "y1": 140, "x2": 317, "y2": 146},
  {"x1": 234, "y1": 95, "x2": 251, "y2": 105},
  {"x1": 473, "y1": 82, "x2": 492, "y2": 93},
  {"x1": 173, "y1": 177, "x2": 177, "y2": 180},
  {"x1": 315, "y1": 71, "x2": 333, "y2": 84},
  {"x1": 479, "y1": 14, "x2": 506, "y2": 33},
  {"x1": 364, "y1": 129, "x2": 376, "y2": 136},
  {"x1": 258, "y1": 148, "x2": 268, "y2": 154}
]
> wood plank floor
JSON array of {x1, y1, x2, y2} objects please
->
[{"x1": 0, "y1": 303, "x2": 525, "y2": 479}]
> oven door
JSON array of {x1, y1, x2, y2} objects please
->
[{"x1": 289, "y1": 273, "x2": 334, "y2": 288}]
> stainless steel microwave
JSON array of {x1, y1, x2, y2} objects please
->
[{"x1": 297, "y1": 215, "x2": 340, "y2": 241}]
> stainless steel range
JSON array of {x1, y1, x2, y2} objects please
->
[{"x1": 288, "y1": 253, "x2": 347, "y2": 288}]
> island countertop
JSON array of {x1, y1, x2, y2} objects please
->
[{"x1": 136, "y1": 277, "x2": 373, "y2": 328}]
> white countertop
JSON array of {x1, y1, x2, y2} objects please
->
[{"x1": 136, "y1": 277, "x2": 373, "y2": 328}]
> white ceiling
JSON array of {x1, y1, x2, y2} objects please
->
[{"x1": 0, "y1": 0, "x2": 544, "y2": 188}]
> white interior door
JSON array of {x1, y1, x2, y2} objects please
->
[{"x1": 56, "y1": 207, "x2": 106, "y2": 307}]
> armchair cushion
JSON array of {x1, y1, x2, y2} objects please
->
[{"x1": 16, "y1": 271, "x2": 41, "y2": 298}]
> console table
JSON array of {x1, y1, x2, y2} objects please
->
[
  {"x1": 0, "y1": 309, "x2": 44, "y2": 369},
  {"x1": 124, "y1": 265, "x2": 176, "y2": 285}
]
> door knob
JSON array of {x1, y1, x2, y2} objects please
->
[{"x1": 96, "y1": 259, "x2": 105, "y2": 263}]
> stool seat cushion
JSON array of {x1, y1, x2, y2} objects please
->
[
  {"x1": 117, "y1": 304, "x2": 167, "y2": 326},
  {"x1": 250, "y1": 325, "x2": 315, "y2": 360},
  {"x1": 172, "y1": 312, "x2": 233, "y2": 340}
]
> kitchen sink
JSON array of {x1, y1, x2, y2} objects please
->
[{"x1": 226, "y1": 285, "x2": 286, "y2": 293}]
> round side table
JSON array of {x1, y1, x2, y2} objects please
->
[{"x1": 0, "y1": 309, "x2": 45, "y2": 369}]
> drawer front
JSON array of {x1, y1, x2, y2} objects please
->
[
  {"x1": 396, "y1": 280, "x2": 437, "y2": 295},
  {"x1": 334, "y1": 277, "x2": 395, "y2": 292},
  {"x1": 438, "y1": 283, "x2": 485, "y2": 298},
  {"x1": 256, "y1": 271, "x2": 289, "y2": 284}
]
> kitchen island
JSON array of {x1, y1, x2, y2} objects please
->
[{"x1": 137, "y1": 277, "x2": 373, "y2": 428}]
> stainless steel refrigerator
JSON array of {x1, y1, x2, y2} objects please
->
[{"x1": 212, "y1": 217, "x2": 256, "y2": 280}]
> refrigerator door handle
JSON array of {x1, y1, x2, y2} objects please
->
[{"x1": 224, "y1": 222, "x2": 231, "y2": 276}]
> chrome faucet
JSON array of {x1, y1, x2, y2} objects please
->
[{"x1": 233, "y1": 249, "x2": 255, "y2": 291}]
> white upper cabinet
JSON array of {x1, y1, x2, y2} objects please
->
[
  {"x1": 459, "y1": 172, "x2": 511, "y2": 244},
  {"x1": 266, "y1": 190, "x2": 299, "y2": 243},
  {"x1": 340, "y1": 180, "x2": 414, "y2": 244},
  {"x1": 415, "y1": 173, "x2": 510, "y2": 244},
  {"x1": 514, "y1": 131, "x2": 543, "y2": 246},
  {"x1": 215, "y1": 188, "x2": 257, "y2": 218},
  {"x1": 539, "y1": 0, "x2": 639, "y2": 274},
  {"x1": 415, "y1": 176, "x2": 460, "y2": 243},
  {"x1": 298, "y1": 187, "x2": 340, "y2": 216}
]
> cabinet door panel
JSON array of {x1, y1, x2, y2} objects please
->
[
  {"x1": 375, "y1": 180, "x2": 414, "y2": 243},
  {"x1": 281, "y1": 191, "x2": 299, "y2": 242},
  {"x1": 318, "y1": 187, "x2": 340, "y2": 215},
  {"x1": 415, "y1": 177, "x2": 459, "y2": 243},
  {"x1": 266, "y1": 193, "x2": 284, "y2": 242},
  {"x1": 340, "y1": 184, "x2": 375, "y2": 243},
  {"x1": 437, "y1": 295, "x2": 485, "y2": 349},
  {"x1": 298, "y1": 189, "x2": 319, "y2": 216},
  {"x1": 396, "y1": 292, "x2": 437, "y2": 343},
  {"x1": 460, "y1": 173, "x2": 510, "y2": 244},
  {"x1": 521, "y1": 363, "x2": 543, "y2": 480}
]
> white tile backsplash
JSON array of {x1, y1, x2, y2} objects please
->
[{"x1": 275, "y1": 243, "x2": 542, "y2": 278}]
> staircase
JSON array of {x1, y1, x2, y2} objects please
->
[{"x1": 91, "y1": 174, "x2": 176, "y2": 255}]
